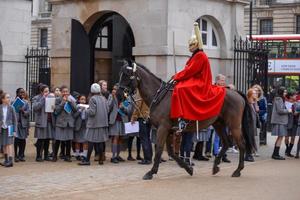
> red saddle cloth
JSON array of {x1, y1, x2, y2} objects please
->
[{"x1": 170, "y1": 50, "x2": 226, "y2": 121}]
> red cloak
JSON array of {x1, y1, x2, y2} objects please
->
[{"x1": 170, "y1": 50, "x2": 226, "y2": 121}]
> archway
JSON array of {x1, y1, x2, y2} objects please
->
[
  {"x1": 89, "y1": 12, "x2": 135, "y2": 89},
  {"x1": 70, "y1": 11, "x2": 135, "y2": 95}
]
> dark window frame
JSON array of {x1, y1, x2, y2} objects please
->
[
  {"x1": 40, "y1": 28, "x2": 48, "y2": 48},
  {"x1": 259, "y1": 18, "x2": 273, "y2": 35},
  {"x1": 95, "y1": 22, "x2": 112, "y2": 51},
  {"x1": 296, "y1": 15, "x2": 300, "y2": 34}
]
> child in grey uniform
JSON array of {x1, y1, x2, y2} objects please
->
[
  {"x1": 13, "y1": 88, "x2": 30, "y2": 162},
  {"x1": 0, "y1": 92, "x2": 17, "y2": 167},
  {"x1": 79, "y1": 83, "x2": 109, "y2": 166},
  {"x1": 32, "y1": 84, "x2": 54, "y2": 162},
  {"x1": 74, "y1": 95, "x2": 88, "y2": 161},
  {"x1": 271, "y1": 87, "x2": 291, "y2": 160},
  {"x1": 53, "y1": 86, "x2": 78, "y2": 162}
]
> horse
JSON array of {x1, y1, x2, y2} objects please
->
[{"x1": 117, "y1": 60, "x2": 256, "y2": 180}]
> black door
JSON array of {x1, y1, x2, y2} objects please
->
[
  {"x1": 71, "y1": 19, "x2": 91, "y2": 95},
  {"x1": 111, "y1": 14, "x2": 135, "y2": 86}
]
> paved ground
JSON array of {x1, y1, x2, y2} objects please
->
[{"x1": 0, "y1": 134, "x2": 299, "y2": 200}]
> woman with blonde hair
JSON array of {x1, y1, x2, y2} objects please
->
[
  {"x1": 245, "y1": 88, "x2": 258, "y2": 162},
  {"x1": 252, "y1": 84, "x2": 268, "y2": 145}
]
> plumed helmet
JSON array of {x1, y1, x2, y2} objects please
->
[{"x1": 188, "y1": 22, "x2": 203, "y2": 50}]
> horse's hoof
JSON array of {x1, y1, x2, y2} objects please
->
[
  {"x1": 143, "y1": 172, "x2": 153, "y2": 180},
  {"x1": 232, "y1": 170, "x2": 241, "y2": 177},
  {"x1": 212, "y1": 166, "x2": 220, "y2": 175},
  {"x1": 186, "y1": 166, "x2": 193, "y2": 176}
]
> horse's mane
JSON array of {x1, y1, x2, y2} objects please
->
[{"x1": 135, "y1": 62, "x2": 164, "y2": 83}]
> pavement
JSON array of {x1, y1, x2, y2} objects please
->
[{"x1": 0, "y1": 133, "x2": 299, "y2": 200}]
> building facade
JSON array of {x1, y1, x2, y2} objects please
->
[
  {"x1": 245, "y1": 0, "x2": 300, "y2": 35},
  {"x1": 48, "y1": 0, "x2": 250, "y2": 94},
  {"x1": 0, "y1": 0, "x2": 31, "y2": 96},
  {"x1": 31, "y1": 0, "x2": 53, "y2": 49}
]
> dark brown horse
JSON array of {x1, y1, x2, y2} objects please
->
[{"x1": 118, "y1": 60, "x2": 256, "y2": 180}]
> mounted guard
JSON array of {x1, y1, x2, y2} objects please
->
[{"x1": 171, "y1": 22, "x2": 226, "y2": 132}]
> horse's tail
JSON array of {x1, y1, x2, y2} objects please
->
[{"x1": 238, "y1": 91, "x2": 257, "y2": 153}]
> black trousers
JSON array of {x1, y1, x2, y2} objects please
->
[
  {"x1": 180, "y1": 132, "x2": 193, "y2": 158},
  {"x1": 36, "y1": 139, "x2": 50, "y2": 159},
  {"x1": 128, "y1": 136, "x2": 141, "y2": 157},
  {"x1": 54, "y1": 140, "x2": 71, "y2": 158},
  {"x1": 87, "y1": 142, "x2": 104, "y2": 162},
  {"x1": 14, "y1": 138, "x2": 26, "y2": 158},
  {"x1": 138, "y1": 118, "x2": 153, "y2": 161}
]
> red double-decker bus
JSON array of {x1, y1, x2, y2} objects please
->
[{"x1": 250, "y1": 34, "x2": 300, "y2": 90}]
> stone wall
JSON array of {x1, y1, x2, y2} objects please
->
[
  {"x1": 0, "y1": 0, "x2": 31, "y2": 96},
  {"x1": 245, "y1": 3, "x2": 300, "y2": 34},
  {"x1": 49, "y1": 0, "x2": 248, "y2": 87}
]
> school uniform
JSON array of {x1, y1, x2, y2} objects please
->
[
  {"x1": 0, "y1": 105, "x2": 17, "y2": 146},
  {"x1": 13, "y1": 99, "x2": 30, "y2": 161},
  {"x1": 53, "y1": 97, "x2": 78, "y2": 161},
  {"x1": 79, "y1": 94, "x2": 109, "y2": 165},
  {"x1": 85, "y1": 95, "x2": 109, "y2": 143},
  {"x1": 0, "y1": 104, "x2": 17, "y2": 166},
  {"x1": 271, "y1": 97, "x2": 289, "y2": 160},
  {"x1": 108, "y1": 95, "x2": 132, "y2": 136},
  {"x1": 32, "y1": 94, "x2": 55, "y2": 161},
  {"x1": 271, "y1": 97, "x2": 289, "y2": 137},
  {"x1": 74, "y1": 106, "x2": 87, "y2": 143}
]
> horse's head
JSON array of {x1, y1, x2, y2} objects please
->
[{"x1": 118, "y1": 59, "x2": 139, "y2": 96}]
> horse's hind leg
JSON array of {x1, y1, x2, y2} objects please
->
[
  {"x1": 231, "y1": 128, "x2": 245, "y2": 177},
  {"x1": 143, "y1": 125, "x2": 169, "y2": 180},
  {"x1": 212, "y1": 124, "x2": 229, "y2": 175},
  {"x1": 166, "y1": 133, "x2": 193, "y2": 176}
]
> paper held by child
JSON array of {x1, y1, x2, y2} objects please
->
[
  {"x1": 78, "y1": 104, "x2": 89, "y2": 109},
  {"x1": 124, "y1": 121, "x2": 139, "y2": 134},
  {"x1": 8, "y1": 125, "x2": 14, "y2": 137},
  {"x1": 45, "y1": 97, "x2": 56, "y2": 113},
  {"x1": 285, "y1": 101, "x2": 293, "y2": 111},
  {"x1": 12, "y1": 97, "x2": 25, "y2": 113}
]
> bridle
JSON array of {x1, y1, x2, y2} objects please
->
[{"x1": 118, "y1": 62, "x2": 140, "y2": 96}]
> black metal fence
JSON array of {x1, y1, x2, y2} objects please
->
[
  {"x1": 233, "y1": 36, "x2": 269, "y2": 95},
  {"x1": 25, "y1": 47, "x2": 51, "y2": 120}
]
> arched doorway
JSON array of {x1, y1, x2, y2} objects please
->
[{"x1": 70, "y1": 12, "x2": 135, "y2": 94}]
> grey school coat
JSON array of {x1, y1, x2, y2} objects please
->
[
  {"x1": 32, "y1": 95, "x2": 55, "y2": 128},
  {"x1": 13, "y1": 99, "x2": 30, "y2": 128},
  {"x1": 86, "y1": 95, "x2": 109, "y2": 128},
  {"x1": 0, "y1": 104, "x2": 17, "y2": 132},
  {"x1": 108, "y1": 95, "x2": 133, "y2": 125},
  {"x1": 271, "y1": 97, "x2": 289, "y2": 125},
  {"x1": 54, "y1": 97, "x2": 78, "y2": 128}
]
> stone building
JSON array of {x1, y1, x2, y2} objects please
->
[
  {"x1": 49, "y1": 0, "x2": 250, "y2": 94},
  {"x1": 0, "y1": 0, "x2": 31, "y2": 96},
  {"x1": 31, "y1": 0, "x2": 53, "y2": 48},
  {"x1": 244, "y1": 0, "x2": 300, "y2": 35}
]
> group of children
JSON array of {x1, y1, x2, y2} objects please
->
[{"x1": 0, "y1": 80, "x2": 140, "y2": 167}]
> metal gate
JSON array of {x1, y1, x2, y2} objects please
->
[
  {"x1": 233, "y1": 36, "x2": 269, "y2": 94},
  {"x1": 25, "y1": 48, "x2": 51, "y2": 121},
  {"x1": 25, "y1": 47, "x2": 51, "y2": 99}
]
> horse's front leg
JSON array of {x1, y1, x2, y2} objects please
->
[{"x1": 143, "y1": 125, "x2": 170, "y2": 180}]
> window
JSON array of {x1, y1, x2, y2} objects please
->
[
  {"x1": 95, "y1": 23, "x2": 112, "y2": 50},
  {"x1": 40, "y1": 29, "x2": 48, "y2": 48},
  {"x1": 196, "y1": 18, "x2": 219, "y2": 48},
  {"x1": 260, "y1": 19, "x2": 273, "y2": 35},
  {"x1": 296, "y1": 16, "x2": 300, "y2": 34}
]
